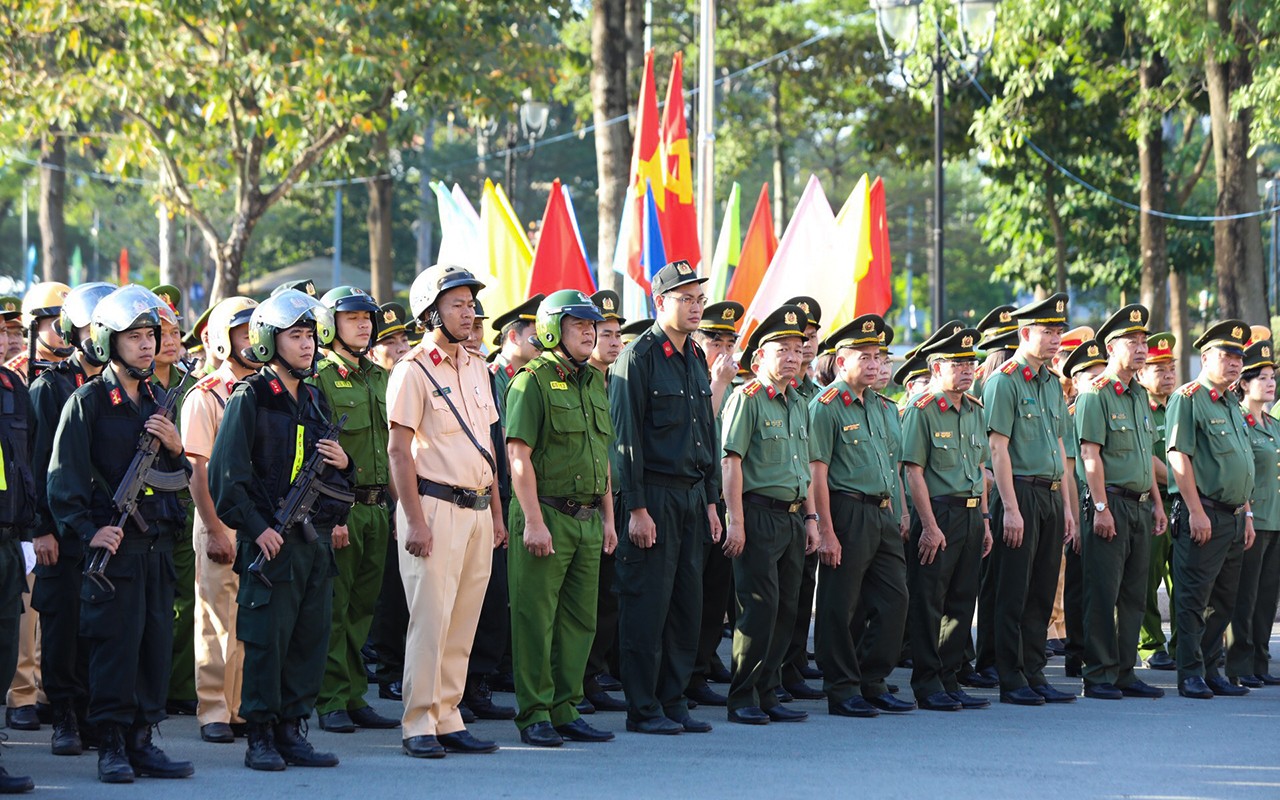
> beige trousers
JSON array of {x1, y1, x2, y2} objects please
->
[
  {"x1": 194, "y1": 521, "x2": 245, "y2": 726},
  {"x1": 7, "y1": 572, "x2": 42, "y2": 707},
  {"x1": 1047, "y1": 551, "x2": 1067, "y2": 640}
]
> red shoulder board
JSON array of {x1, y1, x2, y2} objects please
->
[
  {"x1": 109, "y1": 388, "x2": 123, "y2": 406},
  {"x1": 504, "y1": 364, "x2": 516, "y2": 378},
  {"x1": 196, "y1": 375, "x2": 221, "y2": 393},
  {"x1": 913, "y1": 392, "x2": 935, "y2": 409},
  {"x1": 269, "y1": 379, "x2": 284, "y2": 395},
  {"x1": 1090, "y1": 373, "x2": 1110, "y2": 390},
  {"x1": 1178, "y1": 382, "x2": 1201, "y2": 398},
  {"x1": 818, "y1": 386, "x2": 840, "y2": 405},
  {"x1": 999, "y1": 360, "x2": 1018, "y2": 375},
  {"x1": 1022, "y1": 366, "x2": 1034, "y2": 382},
  {"x1": 1246, "y1": 412, "x2": 1257, "y2": 427},
  {"x1": 662, "y1": 341, "x2": 675, "y2": 358},
  {"x1": 0, "y1": 372, "x2": 11, "y2": 391},
  {"x1": 742, "y1": 380, "x2": 762, "y2": 397},
  {"x1": 428, "y1": 348, "x2": 443, "y2": 366},
  {"x1": 964, "y1": 392, "x2": 983, "y2": 408},
  {"x1": 842, "y1": 391, "x2": 853, "y2": 406}
]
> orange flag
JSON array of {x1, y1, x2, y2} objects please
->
[
  {"x1": 527, "y1": 180, "x2": 597, "y2": 297},
  {"x1": 621, "y1": 50, "x2": 665, "y2": 292},
  {"x1": 118, "y1": 248, "x2": 130, "y2": 285},
  {"x1": 854, "y1": 177, "x2": 893, "y2": 316},
  {"x1": 726, "y1": 184, "x2": 777, "y2": 308},
  {"x1": 660, "y1": 52, "x2": 700, "y2": 269}
]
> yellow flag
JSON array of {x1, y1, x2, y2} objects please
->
[
  {"x1": 477, "y1": 180, "x2": 533, "y2": 344},
  {"x1": 826, "y1": 174, "x2": 874, "y2": 334}
]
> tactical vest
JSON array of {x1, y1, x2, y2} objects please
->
[{"x1": 0, "y1": 367, "x2": 35, "y2": 530}]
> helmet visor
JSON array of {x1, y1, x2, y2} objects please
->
[
  {"x1": 253, "y1": 289, "x2": 331, "y2": 332},
  {"x1": 92, "y1": 285, "x2": 179, "y2": 332}
]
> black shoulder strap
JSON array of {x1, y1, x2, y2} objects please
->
[{"x1": 413, "y1": 359, "x2": 497, "y2": 476}]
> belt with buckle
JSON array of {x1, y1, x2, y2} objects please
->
[
  {"x1": 1014, "y1": 475, "x2": 1061, "y2": 493},
  {"x1": 1198, "y1": 494, "x2": 1244, "y2": 516},
  {"x1": 743, "y1": 492, "x2": 803, "y2": 514},
  {"x1": 539, "y1": 495, "x2": 603, "y2": 522},
  {"x1": 417, "y1": 477, "x2": 492, "y2": 511},
  {"x1": 838, "y1": 489, "x2": 893, "y2": 510},
  {"x1": 643, "y1": 471, "x2": 702, "y2": 490},
  {"x1": 931, "y1": 495, "x2": 981, "y2": 509},
  {"x1": 352, "y1": 485, "x2": 389, "y2": 506},
  {"x1": 1105, "y1": 485, "x2": 1150, "y2": 504}
]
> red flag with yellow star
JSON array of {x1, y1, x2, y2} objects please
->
[
  {"x1": 618, "y1": 50, "x2": 666, "y2": 293},
  {"x1": 660, "y1": 51, "x2": 699, "y2": 270}
]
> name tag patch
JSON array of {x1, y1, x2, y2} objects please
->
[
  {"x1": 334, "y1": 380, "x2": 353, "y2": 389},
  {"x1": 549, "y1": 381, "x2": 568, "y2": 391},
  {"x1": 934, "y1": 431, "x2": 953, "y2": 438}
]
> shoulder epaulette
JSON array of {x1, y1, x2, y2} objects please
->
[
  {"x1": 1089, "y1": 373, "x2": 1111, "y2": 390},
  {"x1": 999, "y1": 360, "x2": 1018, "y2": 375},
  {"x1": 913, "y1": 392, "x2": 935, "y2": 409},
  {"x1": 196, "y1": 374, "x2": 221, "y2": 393},
  {"x1": 1178, "y1": 382, "x2": 1201, "y2": 397},
  {"x1": 742, "y1": 379, "x2": 763, "y2": 397},
  {"x1": 818, "y1": 386, "x2": 840, "y2": 405},
  {"x1": 964, "y1": 392, "x2": 983, "y2": 408}
]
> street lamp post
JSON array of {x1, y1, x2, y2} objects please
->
[
  {"x1": 504, "y1": 89, "x2": 551, "y2": 213},
  {"x1": 872, "y1": 0, "x2": 997, "y2": 331}
]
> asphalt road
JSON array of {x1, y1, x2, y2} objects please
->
[{"x1": 10, "y1": 630, "x2": 1280, "y2": 800}]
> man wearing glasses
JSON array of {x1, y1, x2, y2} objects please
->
[{"x1": 609, "y1": 260, "x2": 723, "y2": 735}]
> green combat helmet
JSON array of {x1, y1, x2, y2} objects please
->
[
  {"x1": 89, "y1": 285, "x2": 178, "y2": 379},
  {"x1": 535, "y1": 289, "x2": 604, "y2": 365},
  {"x1": 246, "y1": 289, "x2": 335, "y2": 379},
  {"x1": 57, "y1": 282, "x2": 117, "y2": 367},
  {"x1": 319, "y1": 285, "x2": 380, "y2": 354}
]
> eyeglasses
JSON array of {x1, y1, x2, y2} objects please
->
[{"x1": 665, "y1": 293, "x2": 709, "y2": 308}]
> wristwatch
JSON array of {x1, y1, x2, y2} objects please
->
[
  {"x1": 1094, "y1": 501, "x2": 1107, "y2": 513},
  {"x1": 804, "y1": 513, "x2": 820, "y2": 522}
]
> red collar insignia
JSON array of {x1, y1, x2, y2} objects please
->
[
  {"x1": 765, "y1": 385, "x2": 777, "y2": 399},
  {"x1": 504, "y1": 364, "x2": 515, "y2": 378},
  {"x1": 109, "y1": 387, "x2": 123, "y2": 406},
  {"x1": 937, "y1": 396, "x2": 949, "y2": 412},
  {"x1": 1150, "y1": 401, "x2": 1158, "y2": 411},
  {"x1": 790, "y1": 378, "x2": 798, "y2": 388},
  {"x1": 841, "y1": 390, "x2": 852, "y2": 406},
  {"x1": 336, "y1": 362, "x2": 349, "y2": 379},
  {"x1": 1021, "y1": 366, "x2": 1034, "y2": 382},
  {"x1": 225, "y1": 379, "x2": 235, "y2": 395},
  {"x1": 1114, "y1": 381, "x2": 1124, "y2": 395},
  {"x1": 1209, "y1": 389, "x2": 1219, "y2": 401},
  {"x1": 0, "y1": 373, "x2": 10, "y2": 391},
  {"x1": 269, "y1": 379, "x2": 284, "y2": 395},
  {"x1": 662, "y1": 341, "x2": 675, "y2": 358},
  {"x1": 1247, "y1": 413, "x2": 1257, "y2": 427},
  {"x1": 75, "y1": 373, "x2": 85, "y2": 387},
  {"x1": 428, "y1": 348, "x2": 443, "y2": 366}
]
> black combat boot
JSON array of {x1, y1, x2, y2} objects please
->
[
  {"x1": 273, "y1": 718, "x2": 338, "y2": 767},
  {"x1": 244, "y1": 723, "x2": 286, "y2": 771},
  {"x1": 50, "y1": 703, "x2": 82, "y2": 756},
  {"x1": 96, "y1": 724, "x2": 135, "y2": 784},
  {"x1": 125, "y1": 725, "x2": 194, "y2": 779}
]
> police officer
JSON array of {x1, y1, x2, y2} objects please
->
[
  {"x1": 983, "y1": 292, "x2": 1078, "y2": 706},
  {"x1": 619, "y1": 318, "x2": 654, "y2": 347},
  {"x1": 48, "y1": 286, "x2": 194, "y2": 783},
  {"x1": 1074, "y1": 306, "x2": 1168, "y2": 700},
  {"x1": 490, "y1": 295, "x2": 545, "y2": 415},
  {"x1": 1137, "y1": 333, "x2": 1179, "y2": 670},
  {"x1": 1165, "y1": 320, "x2": 1255, "y2": 699},
  {"x1": 609, "y1": 260, "x2": 721, "y2": 735},
  {"x1": 808, "y1": 314, "x2": 910, "y2": 718},
  {"x1": 0, "y1": 298, "x2": 23, "y2": 361},
  {"x1": 504, "y1": 290, "x2": 617, "y2": 747},
  {"x1": 7, "y1": 282, "x2": 72, "y2": 383},
  {"x1": 30, "y1": 282, "x2": 114, "y2": 755},
  {"x1": 899, "y1": 327, "x2": 992, "y2": 711},
  {"x1": 182, "y1": 297, "x2": 258, "y2": 744},
  {"x1": 971, "y1": 304, "x2": 1018, "y2": 399},
  {"x1": 371, "y1": 303, "x2": 412, "y2": 370},
  {"x1": 311, "y1": 286, "x2": 398, "y2": 733},
  {"x1": 209, "y1": 290, "x2": 352, "y2": 770},
  {"x1": 722, "y1": 305, "x2": 817, "y2": 724}
]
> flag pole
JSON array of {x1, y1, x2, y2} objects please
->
[{"x1": 695, "y1": 0, "x2": 716, "y2": 270}]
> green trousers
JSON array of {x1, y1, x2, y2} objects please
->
[
  {"x1": 729, "y1": 503, "x2": 803, "y2": 711},
  {"x1": 1080, "y1": 494, "x2": 1153, "y2": 688},
  {"x1": 508, "y1": 498, "x2": 602, "y2": 729},
  {"x1": 1138, "y1": 499, "x2": 1177, "y2": 659},
  {"x1": 1171, "y1": 500, "x2": 1244, "y2": 681},
  {"x1": 991, "y1": 480, "x2": 1063, "y2": 691},
  {"x1": 907, "y1": 501, "x2": 983, "y2": 700},
  {"x1": 814, "y1": 494, "x2": 906, "y2": 702},
  {"x1": 168, "y1": 501, "x2": 196, "y2": 703},
  {"x1": 1225, "y1": 530, "x2": 1280, "y2": 678},
  {"x1": 317, "y1": 501, "x2": 390, "y2": 715}
]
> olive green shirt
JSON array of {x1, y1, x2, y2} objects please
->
[
  {"x1": 900, "y1": 391, "x2": 987, "y2": 498},
  {"x1": 722, "y1": 379, "x2": 810, "y2": 502},
  {"x1": 314, "y1": 349, "x2": 390, "y2": 487},
  {"x1": 794, "y1": 374, "x2": 820, "y2": 402},
  {"x1": 983, "y1": 354, "x2": 1068, "y2": 480},
  {"x1": 1166, "y1": 377, "x2": 1254, "y2": 507},
  {"x1": 491, "y1": 355, "x2": 517, "y2": 418},
  {"x1": 805, "y1": 382, "x2": 893, "y2": 498},
  {"x1": 505, "y1": 352, "x2": 612, "y2": 502},
  {"x1": 1243, "y1": 408, "x2": 1280, "y2": 530},
  {"x1": 1150, "y1": 399, "x2": 1170, "y2": 490},
  {"x1": 1074, "y1": 372, "x2": 1155, "y2": 494}
]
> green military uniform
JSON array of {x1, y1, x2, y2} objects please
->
[
  {"x1": 1224, "y1": 342, "x2": 1280, "y2": 682},
  {"x1": 900, "y1": 327, "x2": 988, "y2": 704},
  {"x1": 610, "y1": 263, "x2": 719, "y2": 726},
  {"x1": 982, "y1": 293, "x2": 1072, "y2": 696},
  {"x1": 489, "y1": 295, "x2": 544, "y2": 417},
  {"x1": 1074, "y1": 307, "x2": 1159, "y2": 693},
  {"x1": 1139, "y1": 337, "x2": 1178, "y2": 665},
  {"x1": 1166, "y1": 321, "x2": 1254, "y2": 688},
  {"x1": 723, "y1": 305, "x2": 812, "y2": 715},
  {"x1": 314, "y1": 349, "x2": 391, "y2": 718},
  {"x1": 808, "y1": 315, "x2": 906, "y2": 708},
  {"x1": 506, "y1": 347, "x2": 612, "y2": 731}
]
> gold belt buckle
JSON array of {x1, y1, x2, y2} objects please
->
[
  {"x1": 1049, "y1": 481, "x2": 1061, "y2": 492},
  {"x1": 878, "y1": 498, "x2": 891, "y2": 509},
  {"x1": 965, "y1": 497, "x2": 979, "y2": 509},
  {"x1": 1138, "y1": 491, "x2": 1150, "y2": 502},
  {"x1": 788, "y1": 501, "x2": 802, "y2": 513},
  {"x1": 1233, "y1": 505, "x2": 1244, "y2": 516}
]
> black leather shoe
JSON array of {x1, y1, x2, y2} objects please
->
[
  {"x1": 1206, "y1": 676, "x2": 1249, "y2": 696},
  {"x1": 575, "y1": 698, "x2": 596, "y2": 715},
  {"x1": 378, "y1": 681, "x2": 403, "y2": 701},
  {"x1": 828, "y1": 696, "x2": 879, "y2": 718},
  {"x1": 866, "y1": 692, "x2": 916, "y2": 713},
  {"x1": 1031, "y1": 683, "x2": 1076, "y2": 703},
  {"x1": 402, "y1": 735, "x2": 446, "y2": 758},
  {"x1": 274, "y1": 718, "x2": 339, "y2": 767},
  {"x1": 1120, "y1": 679, "x2": 1165, "y2": 698},
  {"x1": 5, "y1": 706, "x2": 38, "y2": 731},
  {"x1": 959, "y1": 666, "x2": 999, "y2": 689},
  {"x1": 709, "y1": 663, "x2": 733, "y2": 684},
  {"x1": 165, "y1": 700, "x2": 197, "y2": 717},
  {"x1": 555, "y1": 718, "x2": 615, "y2": 742},
  {"x1": 1064, "y1": 658, "x2": 1083, "y2": 678},
  {"x1": 948, "y1": 690, "x2": 990, "y2": 709},
  {"x1": 520, "y1": 722, "x2": 563, "y2": 747},
  {"x1": 458, "y1": 702, "x2": 477, "y2": 724},
  {"x1": 1258, "y1": 673, "x2": 1280, "y2": 686},
  {"x1": 1236, "y1": 674, "x2": 1264, "y2": 689},
  {"x1": 1000, "y1": 687, "x2": 1046, "y2": 706},
  {"x1": 349, "y1": 706, "x2": 398, "y2": 729},
  {"x1": 1045, "y1": 638, "x2": 1067, "y2": 658},
  {"x1": 625, "y1": 716, "x2": 683, "y2": 734},
  {"x1": 585, "y1": 692, "x2": 627, "y2": 712},
  {"x1": 245, "y1": 724, "x2": 286, "y2": 771},
  {"x1": 918, "y1": 691, "x2": 962, "y2": 711},
  {"x1": 0, "y1": 766, "x2": 34, "y2": 794},
  {"x1": 126, "y1": 725, "x2": 195, "y2": 779},
  {"x1": 774, "y1": 686, "x2": 794, "y2": 703},
  {"x1": 438, "y1": 730, "x2": 499, "y2": 754},
  {"x1": 726, "y1": 707, "x2": 770, "y2": 725},
  {"x1": 669, "y1": 715, "x2": 712, "y2": 733},
  {"x1": 1178, "y1": 677, "x2": 1214, "y2": 699},
  {"x1": 783, "y1": 681, "x2": 824, "y2": 701},
  {"x1": 463, "y1": 677, "x2": 517, "y2": 720},
  {"x1": 50, "y1": 704, "x2": 82, "y2": 755},
  {"x1": 685, "y1": 683, "x2": 728, "y2": 707},
  {"x1": 800, "y1": 664, "x2": 824, "y2": 680},
  {"x1": 1145, "y1": 651, "x2": 1176, "y2": 670},
  {"x1": 764, "y1": 704, "x2": 808, "y2": 722},
  {"x1": 200, "y1": 722, "x2": 235, "y2": 743},
  {"x1": 97, "y1": 725, "x2": 135, "y2": 783},
  {"x1": 1083, "y1": 682, "x2": 1123, "y2": 700},
  {"x1": 594, "y1": 673, "x2": 622, "y2": 693},
  {"x1": 317, "y1": 710, "x2": 355, "y2": 733}
]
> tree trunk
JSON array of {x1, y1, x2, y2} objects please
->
[
  {"x1": 1170, "y1": 269, "x2": 1191, "y2": 383},
  {"x1": 417, "y1": 118, "x2": 436, "y2": 271},
  {"x1": 1138, "y1": 55, "x2": 1170, "y2": 332},
  {"x1": 592, "y1": 0, "x2": 632, "y2": 293},
  {"x1": 367, "y1": 128, "x2": 395, "y2": 303},
  {"x1": 1044, "y1": 177, "x2": 1067, "y2": 293},
  {"x1": 770, "y1": 73, "x2": 786, "y2": 239},
  {"x1": 625, "y1": 0, "x2": 644, "y2": 87},
  {"x1": 38, "y1": 132, "x2": 67, "y2": 283},
  {"x1": 1205, "y1": 1, "x2": 1267, "y2": 322}
]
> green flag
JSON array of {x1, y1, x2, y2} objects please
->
[
  {"x1": 706, "y1": 182, "x2": 740, "y2": 303},
  {"x1": 70, "y1": 246, "x2": 83, "y2": 286}
]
